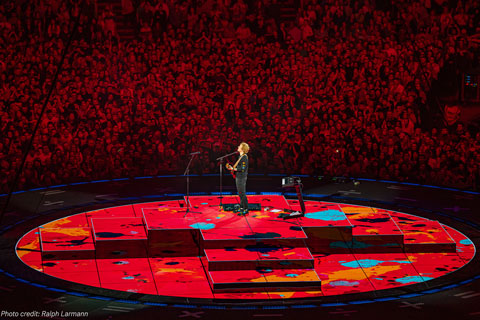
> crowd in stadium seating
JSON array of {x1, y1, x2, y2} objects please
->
[{"x1": 1, "y1": 0, "x2": 480, "y2": 193}]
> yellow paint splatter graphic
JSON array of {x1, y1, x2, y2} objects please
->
[
  {"x1": 17, "y1": 238, "x2": 40, "y2": 259},
  {"x1": 340, "y1": 206, "x2": 374, "y2": 214},
  {"x1": 42, "y1": 228, "x2": 91, "y2": 238}
]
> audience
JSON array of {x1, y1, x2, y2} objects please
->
[{"x1": 1, "y1": 0, "x2": 480, "y2": 193}]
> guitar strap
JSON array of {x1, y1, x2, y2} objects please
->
[{"x1": 233, "y1": 154, "x2": 246, "y2": 169}]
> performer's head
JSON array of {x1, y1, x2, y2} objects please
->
[{"x1": 238, "y1": 142, "x2": 250, "y2": 155}]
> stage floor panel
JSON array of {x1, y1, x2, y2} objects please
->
[
  {"x1": 353, "y1": 253, "x2": 423, "y2": 290},
  {"x1": 42, "y1": 259, "x2": 98, "y2": 273},
  {"x1": 44, "y1": 270, "x2": 101, "y2": 287}
]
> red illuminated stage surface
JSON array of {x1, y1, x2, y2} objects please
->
[{"x1": 16, "y1": 196, "x2": 475, "y2": 300}]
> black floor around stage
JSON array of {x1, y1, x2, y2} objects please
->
[{"x1": 0, "y1": 175, "x2": 479, "y2": 319}]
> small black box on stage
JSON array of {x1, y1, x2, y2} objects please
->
[
  {"x1": 282, "y1": 176, "x2": 301, "y2": 187},
  {"x1": 222, "y1": 203, "x2": 261, "y2": 211}
]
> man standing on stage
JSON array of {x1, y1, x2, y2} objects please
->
[{"x1": 227, "y1": 142, "x2": 249, "y2": 216}]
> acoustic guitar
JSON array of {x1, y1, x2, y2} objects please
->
[{"x1": 226, "y1": 162, "x2": 236, "y2": 179}]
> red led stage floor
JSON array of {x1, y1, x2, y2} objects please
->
[{"x1": 16, "y1": 196, "x2": 475, "y2": 300}]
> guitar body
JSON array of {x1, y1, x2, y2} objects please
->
[{"x1": 226, "y1": 162, "x2": 236, "y2": 179}]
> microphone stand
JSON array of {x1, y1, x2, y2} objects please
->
[
  {"x1": 183, "y1": 152, "x2": 202, "y2": 217},
  {"x1": 216, "y1": 151, "x2": 238, "y2": 209}
]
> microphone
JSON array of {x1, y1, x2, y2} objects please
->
[{"x1": 190, "y1": 151, "x2": 201, "y2": 155}]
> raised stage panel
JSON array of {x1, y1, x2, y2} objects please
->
[
  {"x1": 292, "y1": 203, "x2": 354, "y2": 253},
  {"x1": 143, "y1": 207, "x2": 200, "y2": 256},
  {"x1": 204, "y1": 246, "x2": 314, "y2": 271},
  {"x1": 148, "y1": 229, "x2": 200, "y2": 257},
  {"x1": 208, "y1": 268, "x2": 322, "y2": 292},
  {"x1": 207, "y1": 269, "x2": 268, "y2": 291},
  {"x1": 390, "y1": 216, "x2": 457, "y2": 253},
  {"x1": 256, "y1": 246, "x2": 315, "y2": 269},
  {"x1": 204, "y1": 247, "x2": 260, "y2": 271},
  {"x1": 345, "y1": 211, "x2": 405, "y2": 253},
  {"x1": 40, "y1": 227, "x2": 95, "y2": 260},
  {"x1": 302, "y1": 226, "x2": 353, "y2": 254},
  {"x1": 91, "y1": 217, "x2": 148, "y2": 258},
  {"x1": 442, "y1": 225, "x2": 475, "y2": 263}
]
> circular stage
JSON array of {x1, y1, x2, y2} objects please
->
[
  {"x1": 1, "y1": 176, "x2": 480, "y2": 319},
  {"x1": 15, "y1": 196, "x2": 475, "y2": 301}
]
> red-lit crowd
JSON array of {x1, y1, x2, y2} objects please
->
[{"x1": 1, "y1": 0, "x2": 480, "y2": 192}]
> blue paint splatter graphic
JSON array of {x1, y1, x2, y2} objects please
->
[
  {"x1": 286, "y1": 274, "x2": 298, "y2": 277},
  {"x1": 304, "y1": 210, "x2": 347, "y2": 221},
  {"x1": 339, "y1": 260, "x2": 360, "y2": 268},
  {"x1": 329, "y1": 280, "x2": 359, "y2": 287},
  {"x1": 201, "y1": 202, "x2": 208, "y2": 205},
  {"x1": 395, "y1": 276, "x2": 432, "y2": 284},
  {"x1": 341, "y1": 259, "x2": 411, "y2": 268},
  {"x1": 258, "y1": 268, "x2": 273, "y2": 273},
  {"x1": 122, "y1": 276, "x2": 134, "y2": 280},
  {"x1": 460, "y1": 239, "x2": 473, "y2": 246},
  {"x1": 189, "y1": 222, "x2": 216, "y2": 230}
]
